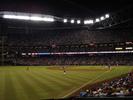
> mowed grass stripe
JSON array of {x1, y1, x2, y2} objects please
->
[
  {"x1": 15, "y1": 71, "x2": 49, "y2": 100},
  {"x1": 10, "y1": 71, "x2": 29, "y2": 100},
  {"x1": 94, "y1": 67, "x2": 129, "y2": 82},
  {"x1": 30, "y1": 70, "x2": 85, "y2": 98},
  {"x1": 4, "y1": 71, "x2": 17, "y2": 100},
  {"x1": 46, "y1": 66, "x2": 110, "y2": 79},
  {"x1": 23, "y1": 69, "x2": 80, "y2": 99},
  {"x1": 46, "y1": 68, "x2": 110, "y2": 83},
  {"x1": 29, "y1": 70, "x2": 89, "y2": 98},
  {"x1": 35, "y1": 69, "x2": 83, "y2": 86},
  {"x1": 38, "y1": 69, "x2": 100, "y2": 85},
  {"x1": 23, "y1": 71, "x2": 63, "y2": 99},
  {"x1": 24, "y1": 70, "x2": 67, "y2": 91},
  {"x1": 63, "y1": 71, "x2": 105, "y2": 83},
  {"x1": 30, "y1": 68, "x2": 106, "y2": 98},
  {"x1": 41, "y1": 69, "x2": 107, "y2": 98},
  {"x1": 62, "y1": 67, "x2": 133, "y2": 98},
  {"x1": 0, "y1": 71, "x2": 6, "y2": 100},
  {"x1": 24, "y1": 70, "x2": 77, "y2": 99},
  {"x1": 62, "y1": 70, "x2": 110, "y2": 98},
  {"x1": 0, "y1": 66, "x2": 133, "y2": 100},
  {"x1": 31, "y1": 70, "x2": 72, "y2": 87},
  {"x1": 24, "y1": 69, "x2": 88, "y2": 99}
]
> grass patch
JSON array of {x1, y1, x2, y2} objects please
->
[{"x1": 0, "y1": 66, "x2": 132, "y2": 99}]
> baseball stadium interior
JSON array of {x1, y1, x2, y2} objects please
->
[{"x1": 0, "y1": 0, "x2": 133, "y2": 100}]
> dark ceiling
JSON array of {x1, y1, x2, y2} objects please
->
[{"x1": 0, "y1": 0, "x2": 133, "y2": 18}]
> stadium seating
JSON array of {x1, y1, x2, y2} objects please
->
[
  {"x1": 7, "y1": 54, "x2": 133, "y2": 66},
  {"x1": 1, "y1": 28, "x2": 133, "y2": 66},
  {"x1": 77, "y1": 72, "x2": 133, "y2": 97}
]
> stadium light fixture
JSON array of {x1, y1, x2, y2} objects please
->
[
  {"x1": 22, "y1": 53, "x2": 26, "y2": 56},
  {"x1": 2, "y1": 14, "x2": 54, "y2": 22},
  {"x1": 100, "y1": 16, "x2": 105, "y2": 20},
  {"x1": 77, "y1": 20, "x2": 81, "y2": 24},
  {"x1": 125, "y1": 47, "x2": 133, "y2": 50},
  {"x1": 3, "y1": 15, "x2": 30, "y2": 20},
  {"x1": 105, "y1": 14, "x2": 110, "y2": 18},
  {"x1": 30, "y1": 16, "x2": 43, "y2": 21},
  {"x1": 115, "y1": 47, "x2": 123, "y2": 50},
  {"x1": 29, "y1": 16, "x2": 54, "y2": 22},
  {"x1": 43, "y1": 17, "x2": 54, "y2": 22},
  {"x1": 70, "y1": 19, "x2": 75, "y2": 24},
  {"x1": 63, "y1": 19, "x2": 67, "y2": 23},
  {"x1": 95, "y1": 18, "x2": 100, "y2": 22},
  {"x1": 84, "y1": 20, "x2": 94, "y2": 24}
]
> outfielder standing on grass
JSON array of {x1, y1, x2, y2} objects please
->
[{"x1": 63, "y1": 66, "x2": 66, "y2": 74}]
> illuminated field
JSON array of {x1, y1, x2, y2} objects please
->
[{"x1": 0, "y1": 66, "x2": 132, "y2": 100}]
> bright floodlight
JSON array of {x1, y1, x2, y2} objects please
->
[
  {"x1": 100, "y1": 16, "x2": 105, "y2": 20},
  {"x1": 105, "y1": 14, "x2": 110, "y2": 18},
  {"x1": 95, "y1": 18, "x2": 100, "y2": 22},
  {"x1": 70, "y1": 19, "x2": 74, "y2": 23},
  {"x1": 3, "y1": 15, "x2": 30, "y2": 20},
  {"x1": 126, "y1": 47, "x2": 133, "y2": 50},
  {"x1": 3, "y1": 14, "x2": 54, "y2": 22},
  {"x1": 30, "y1": 16, "x2": 54, "y2": 22},
  {"x1": 30, "y1": 16, "x2": 43, "y2": 21},
  {"x1": 77, "y1": 20, "x2": 81, "y2": 24},
  {"x1": 84, "y1": 20, "x2": 94, "y2": 24},
  {"x1": 43, "y1": 17, "x2": 54, "y2": 22},
  {"x1": 63, "y1": 19, "x2": 67, "y2": 23},
  {"x1": 115, "y1": 47, "x2": 123, "y2": 50}
]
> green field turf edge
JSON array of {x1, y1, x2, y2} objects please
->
[{"x1": 0, "y1": 66, "x2": 132, "y2": 100}]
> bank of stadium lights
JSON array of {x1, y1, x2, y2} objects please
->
[
  {"x1": 115, "y1": 47, "x2": 123, "y2": 50},
  {"x1": 63, "y1": 19, "x2": 81, "y2": 24},
  {"x1": 3, "y1": 15, "x2": 30, "y2": 20},
  {"x1": 94, "y1": 14, "x2": 110, "y2": 23},
  {"x1": 70, "y1": 19, "x2": 75, "y2": 24},
  {"x1": 95, "y1": 18, "x2": 100, "y2": 22},
  {"x1": 100, "y1": 14, "x2": 110, "y2": 20},
  {"x1": 1, "y1": 11, "x2": 110, "y2": 24},
  {"x1": 125, "y1": 47, "x2": 133, "y2": 50},
  {"x1": 105, "y1": 14, "x2": 110, "y2": 18},
  {"x1": 30, "y1": 16, "x2": 54, "y2": 22},
  {"x1": 100, "y1": 16, "x2": 105, "y2": 21},
  {"x1": 84, "y1": 20, "x2": 94, "y2": 24},
  {"x1": 63, "y1": 19, "x2": 67, "y2": 23},
  {"x1": 77, "y1": 20, "x2": 81, "y2": 24},
  {"x1": 2, "y1": 14, "x2": 55, "y2": 22}
]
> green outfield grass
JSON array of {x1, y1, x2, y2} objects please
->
[{"x1": 0, "y1": 66, "x2": 132, "y2": 100}]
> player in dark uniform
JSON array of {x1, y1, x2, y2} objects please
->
[
  {"x1": 64, "y1": 70, "x2": 66, "y2": 74},
  {"x1": 63, "y1": 66, "x2": 66, "y2": 74}
]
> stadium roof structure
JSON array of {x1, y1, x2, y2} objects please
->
[
  {"x1": 0, "y1": 0, "x2": 133, "y2": 29},
  {"x1": 0, "y1": 11, "x2": 110, "y2": 26},
  {"x1": 0, "y1": 0, "x2": 132, "y2": 18}
]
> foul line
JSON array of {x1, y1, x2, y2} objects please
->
[{"x1": 62, "y1": 70, "x2": 111, "y2": 98}]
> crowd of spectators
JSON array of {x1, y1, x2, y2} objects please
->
[
  {"x1": 8, "y1": 54, "x2": 133, "y2": 66},
  {"x1": 1, "y1": 28, "x2": 133, "y2": 66},
  {"x1": 2, "y1": 28, "x2": 132, "y2": 55},
  {"x1": 6, "y1": 29, "x2": 133, "y2": 46},
  {"x1": 78, "y1": 72, "x2": 133, "y2": 97}
]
